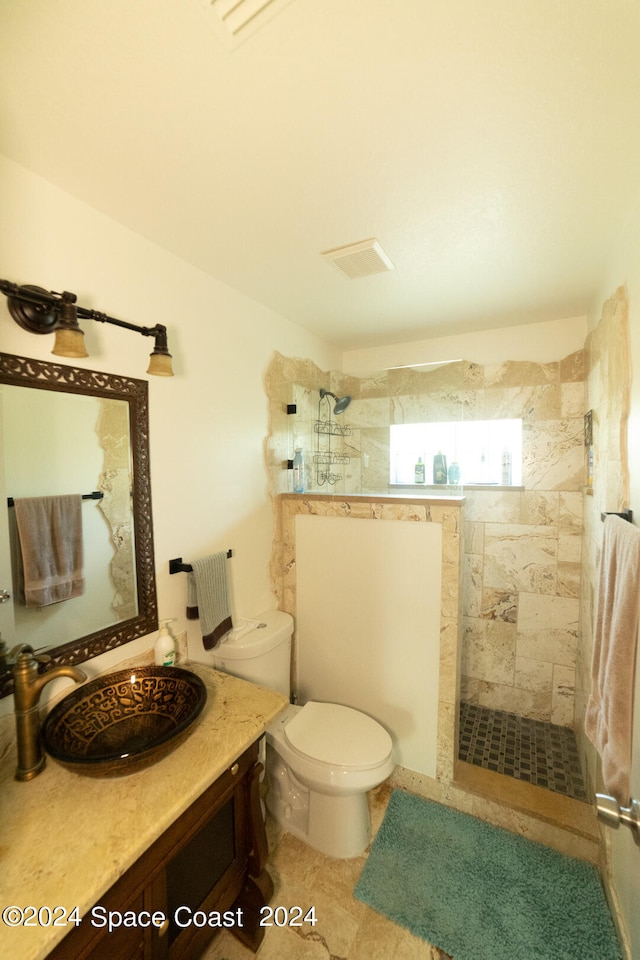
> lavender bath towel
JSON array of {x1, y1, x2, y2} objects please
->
[{"x1": 585, "y1": 514, "x2": 640, "y2": 804}]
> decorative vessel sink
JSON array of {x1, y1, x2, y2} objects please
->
[{"x1": 41, "y1": 665, "x2": 207, "y2": 777}]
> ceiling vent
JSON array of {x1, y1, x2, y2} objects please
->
[
  {"x1": 321, "y1": 239, "x2": 395, "y2": 279},
  {"x1": 207, "y1": 0, "x2": 295, "y2": 45}
]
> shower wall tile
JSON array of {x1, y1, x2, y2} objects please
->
[
  {"x1": 386, "y1": 359, "x2": 470, "y2": 396},
  {"x1": 514, "y1": 655, "x2": 554, "y2": 694},
  {"x1": 522, "y1": 419, "x2": 585, "y2": 490},
  {"x1": 484, "y1": 360, "x2": 559, "y2": 388},
  {"x1": 463, "y1": 519, "x2": 484, "y2": 554},
  {"x1": 462, "y1": 490, "x2": 521, "y2": 524},
  {"x1": 516, "y1": 593, "x2": 579, "y2": 667},
  {"x1": 559, "y1": 349, "x2": 585, "y2": 383},
  {"x1": 436, "y1": 699, "x2": 457, "y2": 783},
  {"x1": 483, "y1": 524, "x2": 557, "y2": 594},
  {"x1": 391, "y1": 391, "x2": 465, "y2": 424},
  {"x1": 460, "y1": 674, "x2": 479, "y2": 703},
  {"x1": 551, "y1": 664, "x2": 575, "y2": 726},
  {"x1": 345, "y1": 396, "x2": 389, "y2": 428},
  {"x1": 558, "y1": 534, "x2": 581, "y2": 564},
  {"x1": 377, "y1": 502, "x2": 430, "y2": 522},
  {"x1": 463, "y1": 555, "x2": 483, "y2": 618},
  {"x1": 356, "y1": 371, "x2": 389, "y2": 397},
  {"x1": 559, "y1": 491, "x2": 583, "y2": 533},
  {"x1": 441, "y1": 572, "x2": 460, "y2": 620},
  {"x1": 484, "y1": 384, "x2": 561, "y2": 421},
  {"x1": 519, "y1": 491, "x2": 559, "y2": 526},
  {"x1": 462, "y1": 618, "x2": 516, "y2": 685},
  {"x1": 438, "y1": 618, "x2": 459, "y2": 704},
  {"x1": 561, "y1": 381, "x2": 586, "y2": 418},
  {"x1": 481, "y1": 588, "x2": 518, "y2": 622},
  {"x1": 476, "y1": 679, "x2": 552, "y2": 722},
  {"x1": 359, "y1": 427, "x2": 389, "y2": 493},
  {"x1": 557, "y1": 562, "x2": 581, "y2": 598}
]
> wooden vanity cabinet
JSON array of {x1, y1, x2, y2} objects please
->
[{"x1": 48, "y1": 740, "x2": 273, "y2": 960}]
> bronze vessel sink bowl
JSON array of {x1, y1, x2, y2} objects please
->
[{"x1": 41, "y1": 665, "x2": 207, "y2": 777}]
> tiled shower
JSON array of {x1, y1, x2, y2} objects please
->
[
  {"x1": 266, "y1": 345, "x2": 594, "y2": 802},
  {"x1": 458, "y1": 701, "x2": 587, "y2": 801}
]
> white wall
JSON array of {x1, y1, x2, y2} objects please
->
[
  {"x1": 294, "y1": 514, "x2": 442, "y2": 777},
  {"x1": 342, "y1": 315, "x2": 588, "y2": 372},
  {"x1": 0, "y1": 154, "x2": 340, "y2": 703},
  {"x1": 588, "y1": 195, "x2": 640, "y2": 959}
]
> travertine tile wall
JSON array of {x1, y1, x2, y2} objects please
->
[
  {"x1": 265, "y1": 349, "x2": 586, "y2": 727},
  {"x1": 574, "y1": 287, "x2": 630, "y2": 794},
  {"x1": 462, "y1": 353, "x2": 585, "y2": 726}
]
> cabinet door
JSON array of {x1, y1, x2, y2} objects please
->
[
  {"x1": 167, "y1": 779, "x2": 251, "y2": 959},
  {"x1": 46, "y1": 883, "x2": 165, "y2": 960},
  {"x1": 46, "y1": 744, "x2": 260, "y2": 960}
]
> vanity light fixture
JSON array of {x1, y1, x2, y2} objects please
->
[{"x1": 0, "y1": 280, "x2": 174, "y2": 377}]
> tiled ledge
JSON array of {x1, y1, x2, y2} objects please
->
[
  {"x1": 390, "y1": 484, "x2": 524, "y2": 492},
  {"x1": 454, "y1": 759, "x2": 598, "y2": 843},
  {"x1": 280, "y1": 491, "x2": 465, "y2": 505}
]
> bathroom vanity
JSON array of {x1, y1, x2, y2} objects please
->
[{"x1": 0, "y1": 665, "x2": 288, "y2": 960}]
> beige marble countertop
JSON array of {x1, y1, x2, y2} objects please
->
[{"x1": 0, "y1": 663, "x2": 288, "y2": 960}]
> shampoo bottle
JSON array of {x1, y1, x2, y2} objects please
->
[
  {"x1": 154, "y1": 619, "x2": 177, "y2": 667},
  {"x1": 501, "y1": 448, "x2": 512, "y2": 485},
  {"x1": 448, "y1": 461, "x2": 461, "y2": 484},
  {"x1": 414, "y1": 457, "x2": 425, "y2": 484},
  {"x1": 433, "y1": 451, "x2": 448, "y2": 484},
  {"x1": 293, "y1": 443, "x2": 305, "y2": 493}
]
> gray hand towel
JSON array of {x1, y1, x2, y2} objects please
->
[
  {"x1": 14, "y1": 495, "x2": 84, "y2": 606},
  {"x1": 186, "y1": 552, "x2": 233, "y2": 649}
]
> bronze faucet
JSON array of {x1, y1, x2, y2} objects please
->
[{"x1": 12, "y1": 645, "x2": 86, "y2": 781}]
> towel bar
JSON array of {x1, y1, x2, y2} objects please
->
[
  {"x1": 169, "y1": 552, "x2": 232, "y2": 574},
  {"x1": 7, "y1": 491, "x2": 104, "y2": 507},
  {"x1": 600, "y1": 510, "x2": 633, "y2": 523}
]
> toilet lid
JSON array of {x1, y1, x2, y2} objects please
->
[{"x1": 284, "y1": 701, "x2": 392, "y2": 768}]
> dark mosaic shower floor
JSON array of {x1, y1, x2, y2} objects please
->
[{"x1": 458, "y1": 701, "x2": 588, "y2": 802}]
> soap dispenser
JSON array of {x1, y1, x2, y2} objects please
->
[{"x1": 154, "y1": 619, "x2": 177, "y2": 667}]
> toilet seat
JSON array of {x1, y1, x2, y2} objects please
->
[{"x1": 284, "y1": 701, "x2": 392, "y2": 770}]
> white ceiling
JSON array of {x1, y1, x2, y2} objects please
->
[{"x1": 1, "y1": 0, "x2": 640, "y2": 350}]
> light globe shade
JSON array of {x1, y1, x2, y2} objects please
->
[
  {"x1": 52, "y1": 327, "x2": 89, "y2": 359},
  {"x1": 147, "y1": 351, "x2": 174, "y2": 376}
]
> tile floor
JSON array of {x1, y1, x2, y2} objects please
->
[
  {"x1": 457, "y1": 702, "x2": 588, "y2": 802},
  {"x1": 202, "y1": 781, "x2": 451, "y2": 960},
  {"x1": 203, "y1": 705, "x2": 592, "y2": 959}
]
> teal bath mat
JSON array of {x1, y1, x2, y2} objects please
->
[{"x1": 354, "y1": 789, "x2": 622, "y2": 960}]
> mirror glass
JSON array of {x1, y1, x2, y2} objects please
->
[{"x1": 0, "y1": 352, "x2": 158, "y2": 697}]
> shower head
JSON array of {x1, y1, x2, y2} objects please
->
[
  {"x1": 319, "y1": 388, "x2": 352, "y2": 415},
  {"x1": 333, "y1": 394, "x2": 352, "y2": 414}
]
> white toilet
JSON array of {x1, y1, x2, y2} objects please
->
[{"x1": 211, "y1": 611, "x2": 395, "y2": 858}]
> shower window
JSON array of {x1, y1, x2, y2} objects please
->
[{"x1": 390, "y1": 419, "x2": 522, "y2": 486}]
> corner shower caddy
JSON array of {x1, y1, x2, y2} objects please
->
[{"x1": 314, "y1": 399, "x2": 351, "y2": 486}]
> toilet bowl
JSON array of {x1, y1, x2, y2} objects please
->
[
  {"x1": 265, "y1": 701, "x2": 394, "y2": 858},
  {"x1": 210, "y1": 611, "x2": 395, "y2": 859}
]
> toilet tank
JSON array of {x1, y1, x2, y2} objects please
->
[{"x1": 212, "y1": 611, "x2": 293, "y2": 698}]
